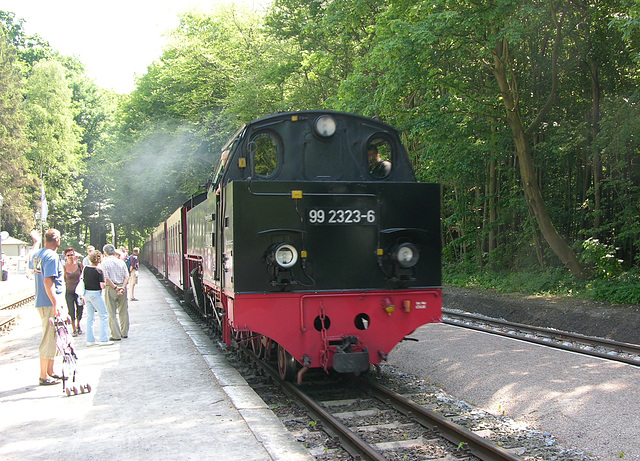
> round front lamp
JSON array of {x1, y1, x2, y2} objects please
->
[
  {"x1": 314, "y1": 115, "x2": 337, "y2": 138},
  {"x1": 392, "y1": 243, "x2": 419, "y2": 268},
  {"x1": 273, "y1": 244, "x2": 298, "y2": 268}
]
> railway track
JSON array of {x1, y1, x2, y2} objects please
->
[
  {"x1": 0, "y1": 294, "x2": 34, "y2": 334},
  {"x1": 239, "y1": 343, "x2": 520, "y2": 461},
  {"x1": 442, "y1": 309, "x2": 640, "y2": 366}
]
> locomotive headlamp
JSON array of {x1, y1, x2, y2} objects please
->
[
  {"x1": 314, "y1": 115, "x2": 337, "y2": 137},
  {"x1": 273, "y1": 243, "x2": 298, "y2": 268},
  {"x1": 391, "y1": 243, "x2": 419, "y2": 268}
]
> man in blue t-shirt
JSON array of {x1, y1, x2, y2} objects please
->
[{"x1": 29, "y1": 229, "x2": 65, "y2": 386}]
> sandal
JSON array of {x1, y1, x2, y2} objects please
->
[
  {"x1": 39, "y1": 377, "x2": 59, "y2": 386},
  {"x1": 48, "y1": 373, "x2": 64, "y2": 380}
]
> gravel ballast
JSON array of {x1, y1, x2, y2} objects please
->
[{"x1": 387, "y1": 321, "x2": 640, "y2": 460}]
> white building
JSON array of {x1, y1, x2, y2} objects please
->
[{"x1": 1, "y1": 235, "x2": 31, "y2": 273}]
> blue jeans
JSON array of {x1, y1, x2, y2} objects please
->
[{"x1": 84, "y1": 290, "x2": 109, "y2": 343}]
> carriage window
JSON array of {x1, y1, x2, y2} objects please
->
[
  {"x1": 251, "y1": 132, "x2": 281, "y2": 178},
  {"x1": 367, "y1": 138, "x2": 392, "y2": 179}
]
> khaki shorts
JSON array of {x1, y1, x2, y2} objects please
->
[
  {"x1": 129, "y1": 269, "x2": 138, "y2": 285},
  {"x1": 36, "y1": 292, "x2": 66, "y2": 359},
  {"x1": 37, "y1": 305, "x2": 57, "y2": 359}
]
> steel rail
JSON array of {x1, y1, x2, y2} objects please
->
[
  {"x1": 360, "y1": 379, "x2": 522, "y2": 461},
  {"x1": 243, "y1": 347, "x2": 386, "y2": 461},
  {"x1": 244, "y1": 344, "x2": 520, "y2": 461},
  {"x1": 443, "y1": 309, "x2": 640, "y2": 366},
  {"x1": 1, "y1": 294, "x2": 35, "y2": 311},
  {"x1": 0, "y1": 294, "x2": 33, "y2": 334},
  {"x1": 0, "y1": 314, "x2": 16, "y2": 332}
]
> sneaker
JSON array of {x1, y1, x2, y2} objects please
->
[
  {"x1": 87, "y1": 342, "x2": 98, "y2": 347},
  {"x1": 98, "y1": 341, "x2": 114, "y2": 346}
]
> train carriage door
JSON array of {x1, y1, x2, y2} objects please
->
[{"x1": 212, "y1": 193, "x2": 219, "y2": 281}]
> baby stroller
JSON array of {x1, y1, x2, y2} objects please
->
[{"x1": 49, "y1": 316, "x2": 91, "y2": 396}]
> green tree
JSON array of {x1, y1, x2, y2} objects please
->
[
  {"x1": 0, "y1": 27, "x2": 34, "y2": 236},
  {"x1": 489, "y1": 2, "x2": 587, "y2": 278},
  {"x1": 24, "y1": 59, "x2": 83, "y2": 228},
  {"x1": 0, "y1": 10, "x2": 51, "y2": 66},
  {"x1": 68, "y1": 66, "x2": 121, "y2": 247},
  {"x1": 266, "y1": 0, "x2": 384, "y2": 109},
  {"x1": 611, "y1": 0, "x2": 640, "y2": 61},
  {"x1": 334, "y1": 0, "x2": 613, "y2": 278}
]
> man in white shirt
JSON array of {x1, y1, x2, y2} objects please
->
[{"x1": 101, "y1": 244, "x2": 129, "y2": 340}]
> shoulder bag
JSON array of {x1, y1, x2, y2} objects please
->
[{"x1": 75, "y1": 267, "x2": 86, "y2": 297}]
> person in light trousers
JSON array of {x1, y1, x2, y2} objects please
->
[
  {"x1": 101, "y1": 244, "x2": 129, "y2": 340},
  {"x1": 81, "y1": 250, "x2": 113, "y2": 346}
]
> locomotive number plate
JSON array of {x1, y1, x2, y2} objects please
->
[{"x1": 307, "y1": 208, "x2": 377, "y2": 225}]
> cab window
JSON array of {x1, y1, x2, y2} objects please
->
[
  {"x1": 250, "y1": 132, "x2": 281, "y2": 178},
  {"x1": 367, "y1": 137, "x2": 393, "y2": 179}
]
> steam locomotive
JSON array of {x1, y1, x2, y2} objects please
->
[{"x1": 143, "y1": 110, "x2": 442, "y2": 382}]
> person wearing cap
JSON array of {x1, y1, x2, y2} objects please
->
[{"x1": 101, "y1": 244, "x2": 130, "y2": 340}]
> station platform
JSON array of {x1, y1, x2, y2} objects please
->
[{"x1": 0, "y1": 267, "x2": 312, "y2": 460}]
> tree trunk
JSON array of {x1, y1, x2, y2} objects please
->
[
  {"x1": 527, "y1": 202, "x2": 545, "y2": 267},
  {"x1": 588, "y1": 56, "x2": 602, "y2": 236},
  {"x1": 492, "y1": 38, "x2": 586, "y2": 279},
  {"x1": 488, "y1": 159, "x2": 497, "y2": 254},
  {"x1": 476, "y1": 186, "x2": 484, "y2": 267}
]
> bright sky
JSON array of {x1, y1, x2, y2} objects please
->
[{"x1": 0, "y1": 0, "x2": 268, "y2": 93}]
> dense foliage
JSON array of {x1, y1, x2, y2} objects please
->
[{"x1": 1, "y1": 2, "x2": 639, "y2": 300}]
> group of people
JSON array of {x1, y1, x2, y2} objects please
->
[{"x1": 30, "y1": 228, "x2": 140, "y2": 386}]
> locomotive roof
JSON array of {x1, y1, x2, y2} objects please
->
[
  {"x1": 248, "y1": 110, "x2": 400, "y2": 133},
  {"x1": 222, "y1": 110, "x2": 400, "y2": 150},
  {"x1": 218, "y1": 110, "x2": 416, "y2": 184}
]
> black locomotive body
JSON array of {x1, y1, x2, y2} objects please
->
[{"x1": 146, "y1": 111, "x2": 442, "y2": 381}]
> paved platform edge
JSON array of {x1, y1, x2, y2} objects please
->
[{"x1": 163, "y1": 296, "x2": 313, "y2": 461}]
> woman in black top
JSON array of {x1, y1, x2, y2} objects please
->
[{"x1": 81, "y1": 251, "x2": 113, "y2": 346}]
